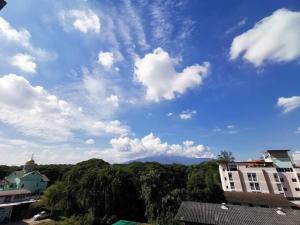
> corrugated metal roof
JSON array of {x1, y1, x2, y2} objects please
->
[
  {"x1": 175, "y1": 201, "x2": 300, "y2": 225},
  {"x1": 224, "y1": 191, "x2": 296, "y2": 208},
  {"x1": 0, "y1": 189, "x2": 31, "y2": 196}
]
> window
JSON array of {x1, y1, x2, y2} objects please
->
[
  {"x1": 224, "y1": 177, "x2": 227, "y2": 181},
  {"x1": 247, "y1": 173, "x2": 257, "y2": 181},
  {"x1": 296, "y1": 188, "x2": 300, "y2": 191},
  {"x1": 228, "y1": 172, "x2": 233, "y2": 181},
  {"x1": 273, "y1": 173, "x2": 279, "y2": 182},
  {"x1": 21, "y1": 184, "x2": 24, "y2": 188},
  {"x1": 250, "y1": 182, "x2": 260, "y2": 191},
  {"x1": 277, "y1": 184, "x2": 283, "y2": 192},
  {"x1": 292, "y1": 178, "x2": 297, "y2": 182},
  {"x1": 226, "y1": 186, "x2": 228, "y2": 189},
  {"x1": 276, "y1": 168, "x2": 293, "y2": 172},
  {"x1": 228, "y1": 165, "x2": 238, "y2": 171},
  {"x1": 283, "y1": 188, "x2": 287, "y2": 191},
  {"x1": 230, "y1": 182, "x2": 235, "y2": 190},
  {"x1": 297, "y1": 174, "x2": 300, "y2": 180},
  {"x1": 280, "y1": 178, "x2": 284, "y2": 182}
]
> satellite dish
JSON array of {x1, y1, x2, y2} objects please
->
[{"x1": 0, "y1": 0, "x2": 7, "y2": 11}]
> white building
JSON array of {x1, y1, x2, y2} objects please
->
[{"x1": 219, "y1": 150, "x2": 300, "y2": 206}]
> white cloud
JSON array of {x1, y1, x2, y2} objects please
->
[
  {"x1": 0, "y1": 74, "x2": 128, "y2": 140},
  {"x1": 295, "y1": 127, "x2": 300, "y2": 134},
  {"x1": 11, "y1": 53, "x2": 37, "y2": 73},
  {"x1": 179, "y1": 110, "x2": 197, "y2": 120},
  {"x1": 0, "y1": 17, "x2": 53, "y2": 61},
  {"x1": 85, "y1": 138, "x2": 95, "y2": 145},
  {"x1": 106, "y1": 95, "x2": 119, "y2": 107},
  {"x1": 167, "y1": 112, "x2": 173, "y2": 116},
  {"x1": 108, "y1": 133, "x2": 213, "y2": 162},
  {"x1": 134, "y1": 48, "x2": 210, "y2": 102},
  {"x1": 227, "y1": 125, "x2": 235, "y2": 129},
  {"x1": 230, "y1": 9, "x2": 300, "y2": 66},
  {"x1": 0, "y1": 17, "x2": 31, "y2": 48},
  {"x1": 98, "y1": 51, "x2": 114, "y2": 69},
  {"x1": 60, "y1": 9, "x2": 100, "y2": 33},
  {"x1": 0, "y1": 133, "x2": 213, "y2": 165},
  {"x1": 225, "y1": 19, "x2": 246, "y2": 34},
  {"x1": 277, "y1": 96, "x2": 300, "y2": 113}
]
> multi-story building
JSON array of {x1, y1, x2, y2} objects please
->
[{"x1": 219, "y1": 150, "x2": 300, "y2": 206}]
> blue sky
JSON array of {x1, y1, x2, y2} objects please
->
[{"x1": 0, "y1": 0, "x2": 300, "y2": 165}]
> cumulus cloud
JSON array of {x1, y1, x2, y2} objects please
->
[
  {"x1": 106, "y1": 95, "x2": 119, "y2": 107},
  {"x1": 295, "y1": 127, "x2": 300, "y2": 134},
  {"x1": 277, "y1": 96, "x2": 300, "y2": 113},
  {"x1": 98, "y1": 51, "x2": 114, "y2": 69},
  {"x1": 85, "y1": 138, "x2": 95, "y2": 145},
  {"x1": 0, "y1": 17, "x2": 31, "y2": 48},
  {"x1": 0, "y1": 74, "x2": 128, "y2": 140},
  {"x1": 0, "y1": 133, "x2": 213, "y2": 165},
  {"x1": 179, "y1": 110, "x2": 197, "y2": 120},
  {"x1": 230, "y1": 9, "x2": 300, "y2": 67},
  {"x1": 60, "y1": 9, "x2": 100, "y2": 33},
  {"x1": 134, "y1": 48, "x2": 210, "y2": 102},
  {"x1": 11, "y1": 53, "x2": 37, "y2": 73},
  {"x1": 107, "y1": 133, "x2": 213, "y2": 162},
  {"x1": 0, "y1": 17, "x2": 53, "y2": 61}
]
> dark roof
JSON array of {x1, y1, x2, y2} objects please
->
[
  {"x1": 224, "y1": 191, "x2": 297, "y2": 208},
  {"x1": 263, "y1": 149, "x2": 290, "y2": 153},
  {"x1": 0, "y1": 189, "x2": 31, "y2": 197},
  {"x1": 175, "y1": 201, "x2": 300, "y2": 225}
]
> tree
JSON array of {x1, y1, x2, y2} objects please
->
[
  {"x1": 217, "y1": 151, "x2": 235, "y2": 162},
  {"x1": 41, "y1": 181, "x2": 66, "y2": 216}
]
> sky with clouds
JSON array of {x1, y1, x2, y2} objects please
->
[{"x1": 0, "y1": 0, "x2": 300, "y2": 165}]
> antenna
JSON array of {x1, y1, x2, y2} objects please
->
[{"x1": 31, "y1": 153, "x2": 34, "y2": 160}]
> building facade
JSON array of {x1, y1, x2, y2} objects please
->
[
  {"x1": 0, "y1": 189, "x2": 33, "y2": 223},
  {"x1": 0, "y1": 157, "x2": 49, "y2": 195},
  {"x1": 219, "y1": 150, "x2": 300, "y2": 205}
]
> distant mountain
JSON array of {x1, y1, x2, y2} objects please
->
[{"x1": 126, "y1": 155, "x2": 212, "y2": 165}]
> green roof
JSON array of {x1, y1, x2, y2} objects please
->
[{"x1": 112, "y1": 220, "x2": 138, "y2": 225}]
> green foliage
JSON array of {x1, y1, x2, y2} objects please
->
[
  {"x1": 38, "y1": 159, "x2": 224, "y2": 225},
  {"x1": 0, "y1": 165, "x2": 21, "y2": 179},
  {"x1": 217, "y1": 150, "x2": 235, "y2": 163}
]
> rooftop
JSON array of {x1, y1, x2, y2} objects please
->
[
  {"x1": 175, "y1": 201, "x2": 300, "y2": 225},
  {"x1": 224, "y1": 191, "x2": 297, "y2": 208},
  {"x1": 0, "y1": 189, "x2": 31, "y2": 197}
]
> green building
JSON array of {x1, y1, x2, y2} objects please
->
[{"x1": 0, "y1": 157, "x2": 49, "y2": 194}]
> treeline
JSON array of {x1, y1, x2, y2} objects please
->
[{"x1": 36, "y1": 159, "x2": 224, "y2": 225}]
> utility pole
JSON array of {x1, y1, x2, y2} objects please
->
[{"x1": 0, "y1": 0, "x2": 6, "y2": 11}]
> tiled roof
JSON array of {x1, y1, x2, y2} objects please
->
[
  {"x1": 175, "y1": 201, "x2": 300, "y2": 225},
  {"x1": 0, "y1": 189, "x2": 31, "y2": 197},
  {"x1": 224, "y1": 191, "x2": 297, "y2": 208}
]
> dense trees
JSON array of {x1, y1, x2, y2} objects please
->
[
  {"x1": 0, "y1": 158, "x2": 225, "y2": 225},
  {"x1": 39, "y1": 159, "x2": 224, "y2": 225}
]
